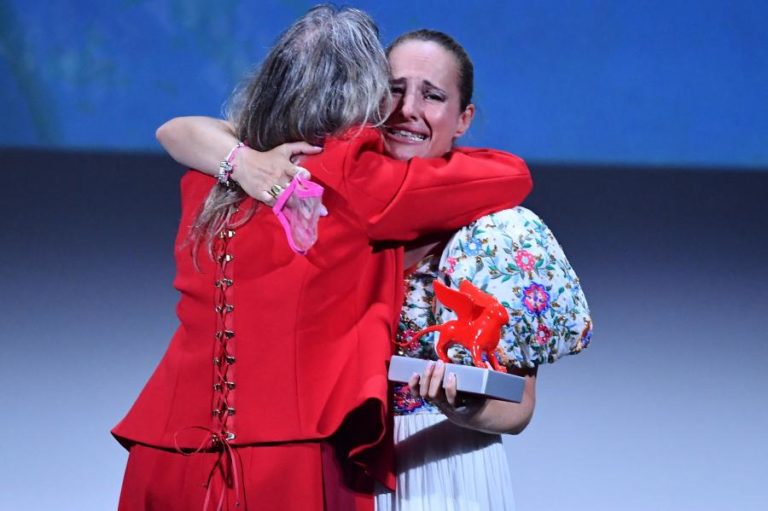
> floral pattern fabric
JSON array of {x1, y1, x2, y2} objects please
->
[{"x1": 393, "y1": 207, "x2": 592, "y2": 415}]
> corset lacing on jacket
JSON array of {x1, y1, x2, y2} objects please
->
[
  {"x1": 174, "y1": 222, "x2": 243, "y2": 511},
  {"x1": 212, "y1": 226, "x2": 238, "y2": 443}
]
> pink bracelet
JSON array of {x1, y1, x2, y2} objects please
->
[{"x1": 217, "y1": 142, "x2": 246, "y2": 187}]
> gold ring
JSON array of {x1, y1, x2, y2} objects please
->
[{"x1": 267, "y1": 184, "x2": 284, "y2": 199}]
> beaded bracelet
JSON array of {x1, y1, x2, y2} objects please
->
[{"x1": 217, "y1": 142, "x2": 245, "y2": 188}]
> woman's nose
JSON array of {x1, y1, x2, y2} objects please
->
[{"x1": 398, "y1": 92, "x2": 420, "y2": 120}]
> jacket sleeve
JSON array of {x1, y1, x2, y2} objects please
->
[{"x1": 310, "y1": 128, "x2": 533, "y2": 242}]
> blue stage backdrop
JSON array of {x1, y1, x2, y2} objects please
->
[{"x1": 0, "y1": 0, "x2": 766, "y2": 168}]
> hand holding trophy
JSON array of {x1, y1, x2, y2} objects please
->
[{"x1": 389, "y1": 279, "x2": 525, "y2": 403}]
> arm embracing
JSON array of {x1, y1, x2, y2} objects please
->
[
  {"x1": 156, "y1": 116, "x2": 239, "y2": 174},
  {"x1": 155, "y1": 116, "x2": 321, "y2": 202},
  {"x1": 343, "y1": 145, "x2": 533, "y2": 241}
]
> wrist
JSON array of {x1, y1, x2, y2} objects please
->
[
  {"x1": 229, "y1": 146, "x2": 261, "y2": 183},
  {"x1": 217, "y1": 142, "x2": 246, "y2": 188},
  {"x1": 442, "y1": 394, "x2": 486, "y2": 424}
]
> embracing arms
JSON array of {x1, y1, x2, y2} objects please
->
[
  {"x1": 156, "y1": 116, "x2": 320, "y2": 204},
  {"x1": 156, "y1": 116, "x2": 532, "y2": 243}
]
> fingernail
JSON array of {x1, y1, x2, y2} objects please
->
[
  {"x1": 411, "y1": 372, "x2": 419, "y2": 380},
  {"x1": 436, "y1": 360, "x2": 444, "y2": 368}
]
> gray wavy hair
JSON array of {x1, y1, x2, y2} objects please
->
[{"x1": 192, "y1": 4, "x2": 391, "y2": 253}]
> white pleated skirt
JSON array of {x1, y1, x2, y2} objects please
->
[{"x1": 375, "y1": 413, "x2": 515, "y2": 511}]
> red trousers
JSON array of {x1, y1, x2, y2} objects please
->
[{"x1": 118, "y1": 442, "x2": 373, "y2": 511}]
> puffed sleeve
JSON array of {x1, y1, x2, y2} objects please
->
[
  {"x1": 435, "y1": 207, "x2": 593, "y2": 369},
  {"x1": 307, "y1": 128, "x2": 532, "y2": 242}
]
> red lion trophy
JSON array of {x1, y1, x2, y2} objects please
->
[{"x1": 409, "y1": 279, "x2": 509, "y2": 373}]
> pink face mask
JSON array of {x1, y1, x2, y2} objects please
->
[{"x1": 272, "y1": 172, "x2": 327, "y2": 255}]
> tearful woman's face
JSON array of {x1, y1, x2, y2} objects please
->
[{"x1": 383, "y1": 40, "x2": 474, "y2": 161}]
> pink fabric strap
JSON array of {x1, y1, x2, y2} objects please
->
[
  {"x1": 272, "y1": 172, "x2": 326, "y2": 255},
  {"x1": 225, "y1": 142, "x2": 245, "y2": 165}
]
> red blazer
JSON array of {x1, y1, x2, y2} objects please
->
[{"x1": 112, "y1": 127, "x2": 531, "y2": 488}]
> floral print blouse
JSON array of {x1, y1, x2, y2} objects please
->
[{"x1": 393, "y1": 207, "x2": 593, "y2": 415}]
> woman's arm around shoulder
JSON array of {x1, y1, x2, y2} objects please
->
[{"x1": 312, "y1": 136, "x2": 533, "y2": 242}]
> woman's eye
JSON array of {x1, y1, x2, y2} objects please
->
[
  {"x1": 390, "y1": 86, "x2": 404, "y2": 95},
  {"x1": 425, "y1": 93, "x2": 445, "y2": 102}
]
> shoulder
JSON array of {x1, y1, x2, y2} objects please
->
[
  {"x1": 303, "y1": 126, "x2": 385, "y2": 186},
  {"x1": 442, "y1": 207, "x2": 543, "y2": 256},
  {"x1": 323, "y1": 125, "x2": 383, "y2": 154},
  {"x1": 440, "y1": 206, "x2": 574, "y2": 286}
]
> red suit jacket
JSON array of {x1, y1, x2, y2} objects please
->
[{"x1": 112, "y1": 127, "x2": 531, "y2": 489}]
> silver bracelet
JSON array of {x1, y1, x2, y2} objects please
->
[{"x1": 217, "y1": 142, "x2": 245, "y2": 188}]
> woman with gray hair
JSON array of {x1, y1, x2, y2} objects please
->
[{"x1": 113, "y1": 5, "x2": 532, "y2": 511}]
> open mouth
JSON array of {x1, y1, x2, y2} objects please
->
[{"x1": 385, "y1": 127, "x2": 428, "y2": 143}]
